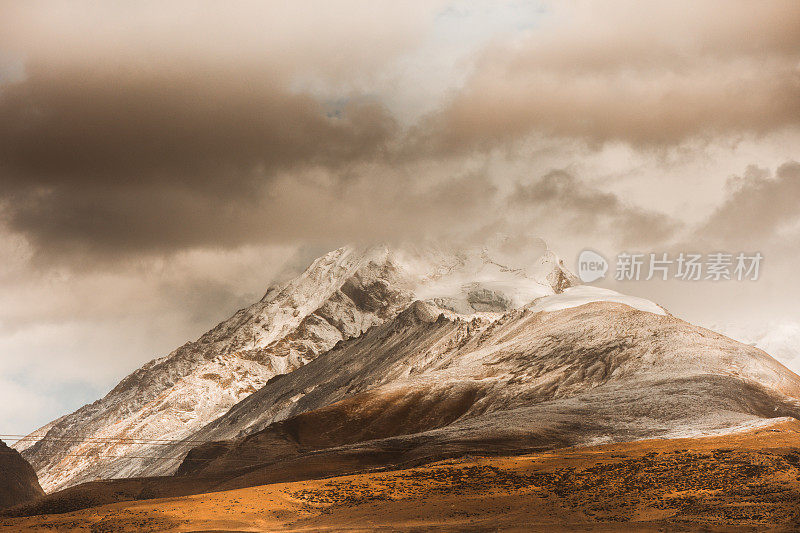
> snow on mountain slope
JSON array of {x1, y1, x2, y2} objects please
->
[
  {"x1": 176, "y1": 298, "x2": 800, "y2": 482},
  {"x1": 18, "y1": 244, "x2": 575, "y2": 491},
  {"x1": 527, "y1": 286, "x2": 667, "y2": 316},
  {"x1": 400, "y1": 247, "x2": 577, "y2": 313}
]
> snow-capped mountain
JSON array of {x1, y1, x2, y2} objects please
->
[
  {"x1": 18, "y1": 244, "x2": 577, "y2": 491},
  {"x1": 18, "y1": 282, "x2": 800, "y2": 515}
]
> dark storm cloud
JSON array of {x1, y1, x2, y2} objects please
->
[
  {"x1": 699, "y1": 161, "x2": 800, "y2": 245},
  {"x1": 0, "y1": 61, "x2": 397, "y2": 255},
  {"x1": 509, "y1": 170, "x2": 680, "y2": 246},
  {"x1": 0, "y1": 64, "x2": 395, "y2": 189}
]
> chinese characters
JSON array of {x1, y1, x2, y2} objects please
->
[{"x1": 614, "y1": 252, "x2": 762, "y2": 281}]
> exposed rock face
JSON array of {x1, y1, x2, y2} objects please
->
[
  {"x1": 19, "y1": 244, "x2": 573, "y2": 491},
  {"x1": 0, "y1": 440, "x2": 44, "y2": 509},
  {"x1": 536, "y1": 250, "x2": 581, "y2": 293},
  {"x1": 466, "y1": 287, "x2": 512, "y2": 312}
]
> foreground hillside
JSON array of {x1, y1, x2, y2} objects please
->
[
  {"x1": 3, "y1": 420, "x2": 800, "y2": 532},
  {"x1": 0, "y1": 440, "x2": 43, "y2": 510}
]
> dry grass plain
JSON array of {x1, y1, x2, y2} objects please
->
[{"x1": 3, "y1": 420, "x2": 800, "y2": 532}]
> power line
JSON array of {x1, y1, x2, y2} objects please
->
[
  {"x1": 0, "y1": 433, "x2": 289, "y2": 467},
  {"x1": 0, "y1": 448, "x2": 273, "y2": 466},
  {"x1": 0, "y1": 449, "x2": 184, "y2": 461},
  {"x1": 0, "y1": 434, "x2": 209, "y2": 446},
  {"x1": 1, "y1": 434, "x2": 220, "y2": 445}
]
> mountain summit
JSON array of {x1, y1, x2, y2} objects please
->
[{"x1": 18, "y1": 244, "x2": 578, "y2": 491}]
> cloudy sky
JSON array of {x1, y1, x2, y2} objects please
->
[{"x1": 0, "y1": 0, "x2": 798, "y2": 435}]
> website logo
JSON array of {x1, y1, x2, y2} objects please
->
[{"x1": 577, "y1": 249, "x2": 609, "y2": 283}]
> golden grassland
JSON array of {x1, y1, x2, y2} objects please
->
[{"x1": 3, "y1": 420, "x2": 800, "y2": 532}]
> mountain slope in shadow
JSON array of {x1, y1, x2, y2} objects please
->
[{"x1": 0, "y1": 440, "x2": 43, "y2": 510}]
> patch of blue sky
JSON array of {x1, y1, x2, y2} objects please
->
[
  {"x1": 298, "y1": 1, "x2": 550, "y2": 124},
  {"x1": 1, "y1": 371, "x2": 105, "y2": 437}
]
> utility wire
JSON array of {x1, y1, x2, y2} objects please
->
[
  {"x1": 1, "y1": 434, "x2": 221, "y2": 445},
  {"x1": 0, "y1": 448, "x2": 276, "y2": 465},
  {"x1": 0, "y1": 432, "x2": 290, "y2": 466}
]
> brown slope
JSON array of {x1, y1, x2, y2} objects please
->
[
  {"x1": 177, "y1": 382, "x2": 484, "y2": 477},
  {"x1": 0, "y1": 440, "x2": 43, "y2": 510}
]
